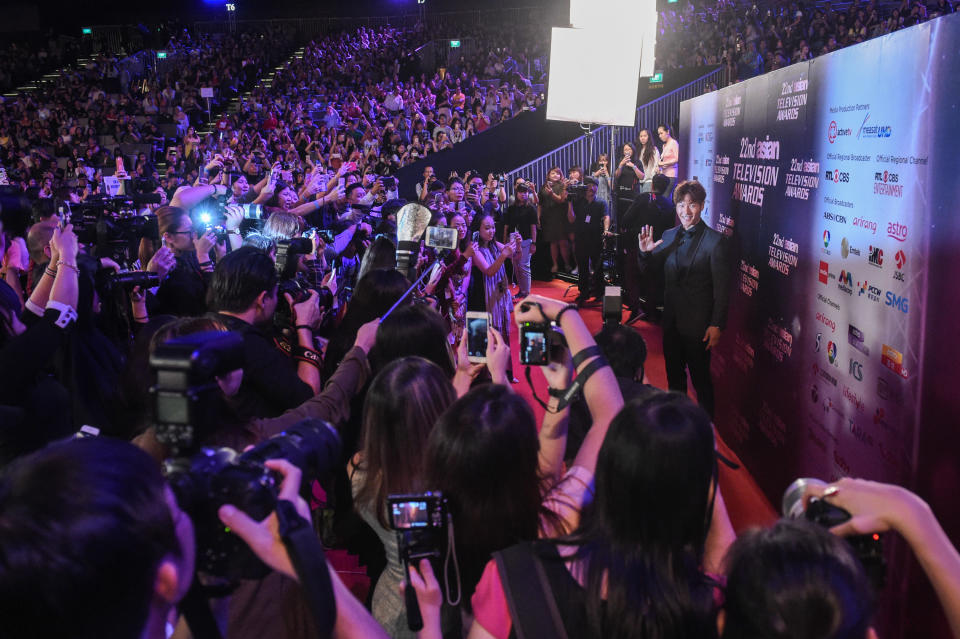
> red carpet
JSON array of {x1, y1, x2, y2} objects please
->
[
  {"x1": 516, "y1": 279, "x2": 777, "y2": 533},
  {"x1": 331, "y1": 277, "x2": 778, "y2": 599}
]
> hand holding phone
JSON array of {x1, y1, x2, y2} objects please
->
[{"x1": 465, "y1": 312, "x2": 490, "y2": 363}]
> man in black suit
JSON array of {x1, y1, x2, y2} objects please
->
[
  {"x1": 621, "y1": 174, "x2": 676, "y2": 324},
  {"x1": 638, "y1": 180, "x2": 730, "y2": 416}
]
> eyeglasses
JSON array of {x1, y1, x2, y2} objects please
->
[{"x1": 168, "y1": 229, "x2": 195, "y2": 236}]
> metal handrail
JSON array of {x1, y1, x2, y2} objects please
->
[{"x1": 504, "y1": 68, "x2": 722, "y2": 198}]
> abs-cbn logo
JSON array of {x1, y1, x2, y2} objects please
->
[
  {"x1": 826, "y1": 169, "x2": 851, "y2": 183},
  {"x1": 828, "y1": 120, "x2": 853, "y2": 143},
  {"x1": 874, "y1": 170, "x2": 903, "y2": 198}
]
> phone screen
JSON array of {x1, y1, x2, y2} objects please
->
[{"x1": 467, "y1": 315, "x2": 489, "y2": 360}]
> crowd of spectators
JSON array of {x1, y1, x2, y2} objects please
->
[
  {"x1": 0, "y1": 35, "x2": 84, "y2": 93},
  {"x1": 658, "y1": 0, "x2": 955, "y2": 81},
  {"x1": 1, "y1": 9, "x2": 960, "y2": 639}
]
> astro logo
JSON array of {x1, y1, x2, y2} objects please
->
[
  {"x1": 827, "y1": 340, "x2": 838, "y2": 365},
  {"x1": 887, "y1": 222, "x2": 908, "y2": 242},
  {"x1": 868, "y1": 246, "x2": 883, "y2": 267},
  {"x1": 823, "y1": 230, "x2": 831, "y2": 247}
]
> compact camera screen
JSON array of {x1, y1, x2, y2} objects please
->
[
  {"x1": 520, "y1": 327, "x2": 548, "y2": 366},
  {"x1": 390, "y1": 500, "x2": 431, "y2": 529}
]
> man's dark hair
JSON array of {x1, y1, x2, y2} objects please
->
[
  {"x1": 723, "y1": 518, "x2": 875, "y2": 639},
  {"x1": 345, "y1": 182, "x2": 364, "y2": 199},
  {"x1": 582, "y1": 176, "x2": 599, "y2": 187},
  {"x1": 595, "y1": 324, "x2": 647, "y2": 380},
  {"x1": 674, "y1": 179, "x2": 707, "y2": 205},
  {"x1": 447, "y1": 177, "x2": 464, "y2": 190},
  {"x1": 206, "y1": 246, "x2": 279, "y2": 313},
  {"x1": 0, "y1": 437, "x2": 179, "y2": 639},
  {"x1": 652, "y1": 173, "x2": 670, "y2": 195}
]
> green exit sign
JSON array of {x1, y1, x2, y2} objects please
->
[
  {"x1": 667, "y1": 0, "x2": 679, "y2": 4},
  {"x1": 157, "y1": 51, "x2": 167, "y2": 59},
  {"x1": 81, "y1": 28, "x2": 92, "y2": 35},
  {"x1": 649, "y1": 72, "x2": 663, "y2": 83},
  {"x1": 449, "y1": 40, "x2": 461, "y2": 48}
]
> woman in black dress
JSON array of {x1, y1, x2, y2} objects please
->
[{"x1": 539, "y1": 166, "x2": 572, "y2": 274}]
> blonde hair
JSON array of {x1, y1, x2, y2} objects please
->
[{"x1": 262, "y1": 212, "x2": 301, "y2": 241}]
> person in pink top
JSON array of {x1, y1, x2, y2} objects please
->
[{"x1": 658, "y1": 123, "x2": 680, "y2": 198}]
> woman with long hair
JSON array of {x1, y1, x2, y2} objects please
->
[
  {"x1": 467, "y1": 213, "x2": 516, "y2": 380},
  {"x1": 419, "y1": 295, "x2": 625, "y2": 618},
  {"x1": 615, "y1": 142, "x2": 642, "y2": 220},
  {"x1": 417, "y1": 391, "x2": 736, "y2": 639},
  {"x1": 350, "y1": 357, "x2": 457, "y2": 638},
  {"x1": 424, "y1": 213, "x2": 471, "y2": 347},
  {"x1": 636, "y1": 129, "x2": 661, "y2": 193},
  {"x1": 539, "y1": 166, "x2": 572, "y2": 274}
]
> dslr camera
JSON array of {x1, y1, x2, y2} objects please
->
[
  {"x1": 518, "y1": 318, "x2": 567, "y2": 366},
  {"x1": 274, "y1": 238, "x2": 334, "y2": 330},
  {"x1": 151, "y1": 331, "x2": 342, "y2": 580},
  {"x1": 783, "y1": 478, "x2": 886, "y2": 588}
]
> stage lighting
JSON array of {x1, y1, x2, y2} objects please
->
[{"x1": 546, "y1": 27, "x2": 641, "y2": 126}]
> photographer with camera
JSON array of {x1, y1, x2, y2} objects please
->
[
  {"x1": 567, "y1": 177, "x2": 610, "y2": 307},
  {"x1": 146, "y1": 206, "x2": 218, "y2": 317},
  {"x1": 207, "y1": 247, "x2": 320, "y2": 418},
  {"x1": 416, "y1": 166, "x2": 437, "y2": 203}
]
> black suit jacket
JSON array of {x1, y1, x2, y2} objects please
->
[{"x1": 641, "y1": 222, "x2": 731, "y2": 339}]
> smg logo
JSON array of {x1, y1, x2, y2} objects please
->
[{"x1": 885, "y1": 291, "x2": 909, "y2": 313}]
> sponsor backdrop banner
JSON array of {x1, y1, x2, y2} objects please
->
[{"x1": 681, "y1": 14, "x2": 960, "y2": 637}]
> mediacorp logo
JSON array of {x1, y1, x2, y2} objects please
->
[
  {"x1": 837, "y1": 269, "x2": 854, "y2": 294},
  {"x1": 828, "y1": 120, "x2": 852, "y2": 143}
]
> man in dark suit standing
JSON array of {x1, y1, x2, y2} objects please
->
[{"x1": 638, "y1": 180, "x2": 730, "y2": 416}]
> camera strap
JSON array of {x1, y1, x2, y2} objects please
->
[
  {"x1": 525, "y1": 355, "x2": 609, "y2": 413},
  {"x1": 276, "y1": 499, "x2": 337, "y2": 639}
]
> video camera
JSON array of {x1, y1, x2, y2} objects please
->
[
  {"x1": 151, "y1": 331, "x2": 343, "y2": 580},
  {"x1": 61, "y1": 197, "x2": 160, "y2": 264},
  {"x1": 565, "y1": 183, "x2": 589, "y2": 201}
]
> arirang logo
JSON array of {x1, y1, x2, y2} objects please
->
[
  {"x1": 887, "y1": 222, "x2": 908, "y2": 242},
  {"x1": 868, "y1": 246, "x2": 883, "y2": 267},
  {"x1": 828, "y1": 120, "x2": 852, "y2": 143},
  {"x1": 816, "y1": 312, "x2": 836, "y2": 332},
  {"x1": 825, "y1": 169, "x2": 850, "y2": 183}
]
